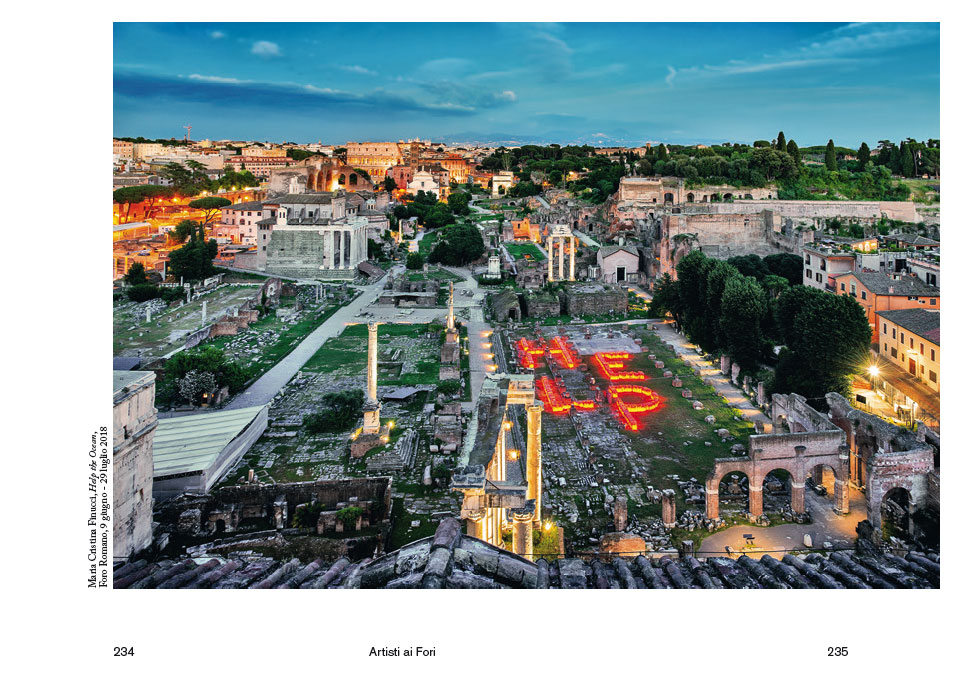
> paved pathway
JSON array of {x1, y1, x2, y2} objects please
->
[
  {"x1": 438, "y1": 264, "x2": 492, "y2": 409},
  {"x1": 650, "y1": 320, "x2": 771, "y2": 428},
  {"x1": 225, "y1": 268, "x2": 399, "y2": 410},
  {"x1": 697, "y1": 488, "x2": 867, "y2": 559}
]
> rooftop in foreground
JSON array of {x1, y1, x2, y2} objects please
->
[{"x1": 115, "y1": 518, "x2": 939, "y2": 589}]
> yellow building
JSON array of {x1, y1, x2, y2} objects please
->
[{"x1": 876, "y1": 308, "x2": 940, "y2": 394}]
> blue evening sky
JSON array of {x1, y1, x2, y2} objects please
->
[{"x1": 113, "y1": 22, "x2": 939, "y2": 146}]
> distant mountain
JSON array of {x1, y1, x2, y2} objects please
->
[{"x1": 433, "y1": 130, "x2": 657, "y2": 147}]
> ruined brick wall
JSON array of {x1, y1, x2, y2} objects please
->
[
  {"x1": 563, "y1": 286, "x2": 628, "y2": 316},
  {"x1": 113, "y1": 374, "x2": 157, "y2": 558},
  {"x1": 523, "y1": 293, "x2": 561, "y2": 318}
]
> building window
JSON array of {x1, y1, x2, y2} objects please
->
[
  {"x1": 841, "y1": 283, "x2": 846, "y2": 291},
  {"x1": 884, "y1": 343, "x2": 887, "y2": 352},
  {"x1": 861, "y1": 291, "x2": 867, "y2": 300},
  {"x1": 806, "y1": 269, "x2": 812, "y2": 279},
  {"x1": 883, "y1": 323, "x2": 887, "y2": 334},
  {"x1": 891, "y1": 347, "x2": 897, "y2": 358},
  {"x1": 931, "y1": 299, "x2": 937, "y2": 305},
  {"x1": 820, "y1": 260, "x2": 826, "y2": 271},
  {"x1": 816, "y1": 273, "x2": 822, "y2": 283},
  {"x1": 901, "y1": 333, "x2": 904, "y2": 343},
  {"x1": 931, "y1": 349, "x2": 936, "y2": 361},
  {"x1": 930, "y1": 371, "x2": 937, "y2": 384}
]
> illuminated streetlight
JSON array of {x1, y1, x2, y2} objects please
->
[{"x1": 868, "y1": 365, "x2": 880, "y2": 377}]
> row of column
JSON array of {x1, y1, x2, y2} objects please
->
[
  {"x1": 321, "y1": 228, "x2": 365, "y2": 269},
  {"x1": 705, "y1": 472, "x2": 850, "y2": 520},
  {"x1": 546, "y1": 235, "x2": 576, "y2": 281},
  {"x1": 465, "y1": 400, "x2": 544, "y2": 560}
]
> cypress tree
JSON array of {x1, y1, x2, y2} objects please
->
[
  {"x1": 888, "y1": 143, "x2": 901, "y2": 173},
  {"x1": 776, "y1": 131, "x2": 787, "y2": 152},
  {"x1": 787, "y1": 139, "x2": 801, "y2": 167},
  {"x1": 825, "y1": 139, "x2": 837, "y2": 171},
  {"x1": 857, "y1": 142, "x2": 871, "y2": 170},
  {"x1": 900, "y1": 142, "x2": 915, "y2": 177}
]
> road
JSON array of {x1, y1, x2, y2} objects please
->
[
  {"x1": 437, "y1": 264, "x2": 493, "y2": 408},
  {"x1": 225, "y1": 267, "x2": 400, "y2": 410}
]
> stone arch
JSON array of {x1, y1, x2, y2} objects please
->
[
  {"x1": 338, "y1": 173, "x2": 346, "y2": 186},
  {"x1": 723, "y1": 192, "x2": 733, "y2": 201},
  {"x1": 761, "y1": 467, "x2": 796, "y2": 514},
  {"x1": 686, "y1": 192, "x2": 695, "y2": 203},
  {"x1": 349, "y1": 173, "x2": 358, "y2": 186},
  {"x1": 710, "y1": 194, "x2": 719, "y2": 202},
  {"x1": 717, "y1": 471, "x2": 750, "y2": 515},
  {"x1": 743, "y1": 193, "x2": 753, "y2": 200},
  {"x1": 215, "y1": 518, "x2": 226, "y2": 534},
  {"x1": 881, "y1": 487, "x2": 913, "y2": 536},
  {"x1": 664, "y1": 192, "x2": 674, "y2": 204}
]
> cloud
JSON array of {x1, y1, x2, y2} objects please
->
[
  {"x1": 188, "y1": 74, "x2": 247, "y2": 84},
  {"x1": 251, "y1": 40, "x2": 281, "y2": 58},
  {"x1": 339, "y1": 64, "x2": 378, "y2": 76},
  {"x1": 113, "y1": 70, "x2": 512, "y2": 117},
  {"x1": 666, "y1": 22, "x2": 938, "y2": 86},
  {"x1": 526, "y1": 29, "x2": 573, "y2": 81},
  {"x1": 210, "y1": 30, "x2": 225, "y2": 39}
]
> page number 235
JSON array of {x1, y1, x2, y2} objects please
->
[{"x1": 828, "y1": 647, "x2": 848, "y2": 657}]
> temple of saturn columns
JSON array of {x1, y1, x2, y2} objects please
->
[{"x1": 545, "y1": 223, "x2": 577, "y2": 282}]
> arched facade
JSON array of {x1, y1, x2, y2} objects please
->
[{"x1": 706, "y1": 394, "x2": 850, "y2": 520}]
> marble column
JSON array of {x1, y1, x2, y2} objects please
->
[
  {"x1": 526, "y1": 400, "x2": 543, "y2": 523},
  {"x1": 547, "y1": 236, "x2": 554, "y2": 282},
  {"x1": 367, "y1": 321, "x2": 378, "y2": 402},
  {"x1": 339, "y1": 230, "x2": 346, "y2": 269},
  {"x1": 324, "y1": 229, "x2": 333, "y2": 269},
  {"x1": 466, "y1": 509, "x2": 485, "y2": 540},
  {"x1": 511, "y1": 506, "x2": 534, "y2": 560},
  {"x1": 568, "y1": 236, "x2": 575, "y2": 280}
]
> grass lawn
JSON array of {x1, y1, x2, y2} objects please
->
[
  {"x1": 303, "y1": 323, "x2": 442, "y2": 386},
  {"x1": 504, "y1": 242, "x2": 545, "y2": 262},
  {"x1": 205, "y1": 293, "x2": 352, "y2": 381}
]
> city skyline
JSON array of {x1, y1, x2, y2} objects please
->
[{"x1": 114, "y1": 22, "x2": 940, "y2": 147}]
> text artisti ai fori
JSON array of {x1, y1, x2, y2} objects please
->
[{"x1": 369, "y1": 646, "x2": 437, "y2": 657}]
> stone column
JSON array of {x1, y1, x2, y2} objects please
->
[
  {"x1": 526, "y1": 400, "x2": 543, "y2": 523},
  {"x1": 367, "y1": 321, "x2": 378, "y2": 402},
  {"x1": 661, "y1": 489, "x2": 677, "y2": 528},
  {"x1": 466, "y1": 509, "x2": 485, "y2": 540},
  {"x1": 705, "y1": 485, "x2": 719, "y2": 520},
  {"x1": 834, "y1": 478, "x2": 850, "y2": 515},
  {"x1": 201, "y1": 300, "x2": 207, "y2": 325},
  {"x1": 791, "y1": 481, "x2": 806, "y2": 515},
  {"x1": 748, "y1": 482, "x2": 763, "y2": 517},
  {"x1": 338, "y1": 230, "x2": 346, "y2": 269},
  {"x1": 324, "y1": 229, "x2": 333, "y2": 269},
  {"x1": 547, "y1": 236, "x2": 554, "y2": 281},
  {"x1": 511, "y1": 506, "x2": 535, "y2": 560},
  {"x1": 568, "y1": 236, "x2": 575, "y2": 280},
  {"x1": 614, "y1": 496, "x2": 628, "y2": 531}
]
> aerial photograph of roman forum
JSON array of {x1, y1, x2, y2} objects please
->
[{"x1": 111, "y1": 22, "x2": 940, "y2": 589}]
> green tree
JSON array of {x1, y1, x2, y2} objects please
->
[
  {"x1": 825, "y1": 139, "x2": 838, "y2": 172},
  {"x1": 857, "y1": 142, "x2": 871, "y2": 170},
  {"x1": 763, "y1": 253, "x2": 803, "y2": 286},
  {"x1": 113, "y1": 185, "x2": 174, "y2": 223},
  {"x1": 157, "y1": 345, "x2": 250, "y2": 406},
  {"x1": 719, "y1": 274, "x2": 767, "y2": 370},
  {"x1": 123, "y1": 261, "x2": 149, "y2": 287},
  {"x1": 900, "y1": 142, "x2": 915, "y2": 177},
  {"x1": 776, "y1": 131, "x2": 787, "y2": 152},
  {"x1": 126, "y1": 283, "x2": 160, "y2": 303},
  {"x1": 447, "y1": 191, "x2": 470, "y2": 216},
  {"x1": 649, "y1": 274, "x2": 682, "y2": 320},
  {"x1": 786, "y1": 139, "x2": 801, "y2": 167},
  {"x1": 383, "y1": 176, "x2": 398, "y2": 194},
  {"x1": 188, "y1": 196, "x2": 232, "y2": 229},
  {"x1": 773, "y1": 291, "x2": 871, "y2": 398},
  {"x1": 405, "y1": 251, "x2": 425, "y2": 270},
  {"x1": 437, "y1": 379, "x2": 461, "y2": 396},
  {"x1": 304, "y1": 389, "x2": 366, "y2": 434},
  {"x1": 427, "y1": 223, "x2": 485, "y2": 266}
]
